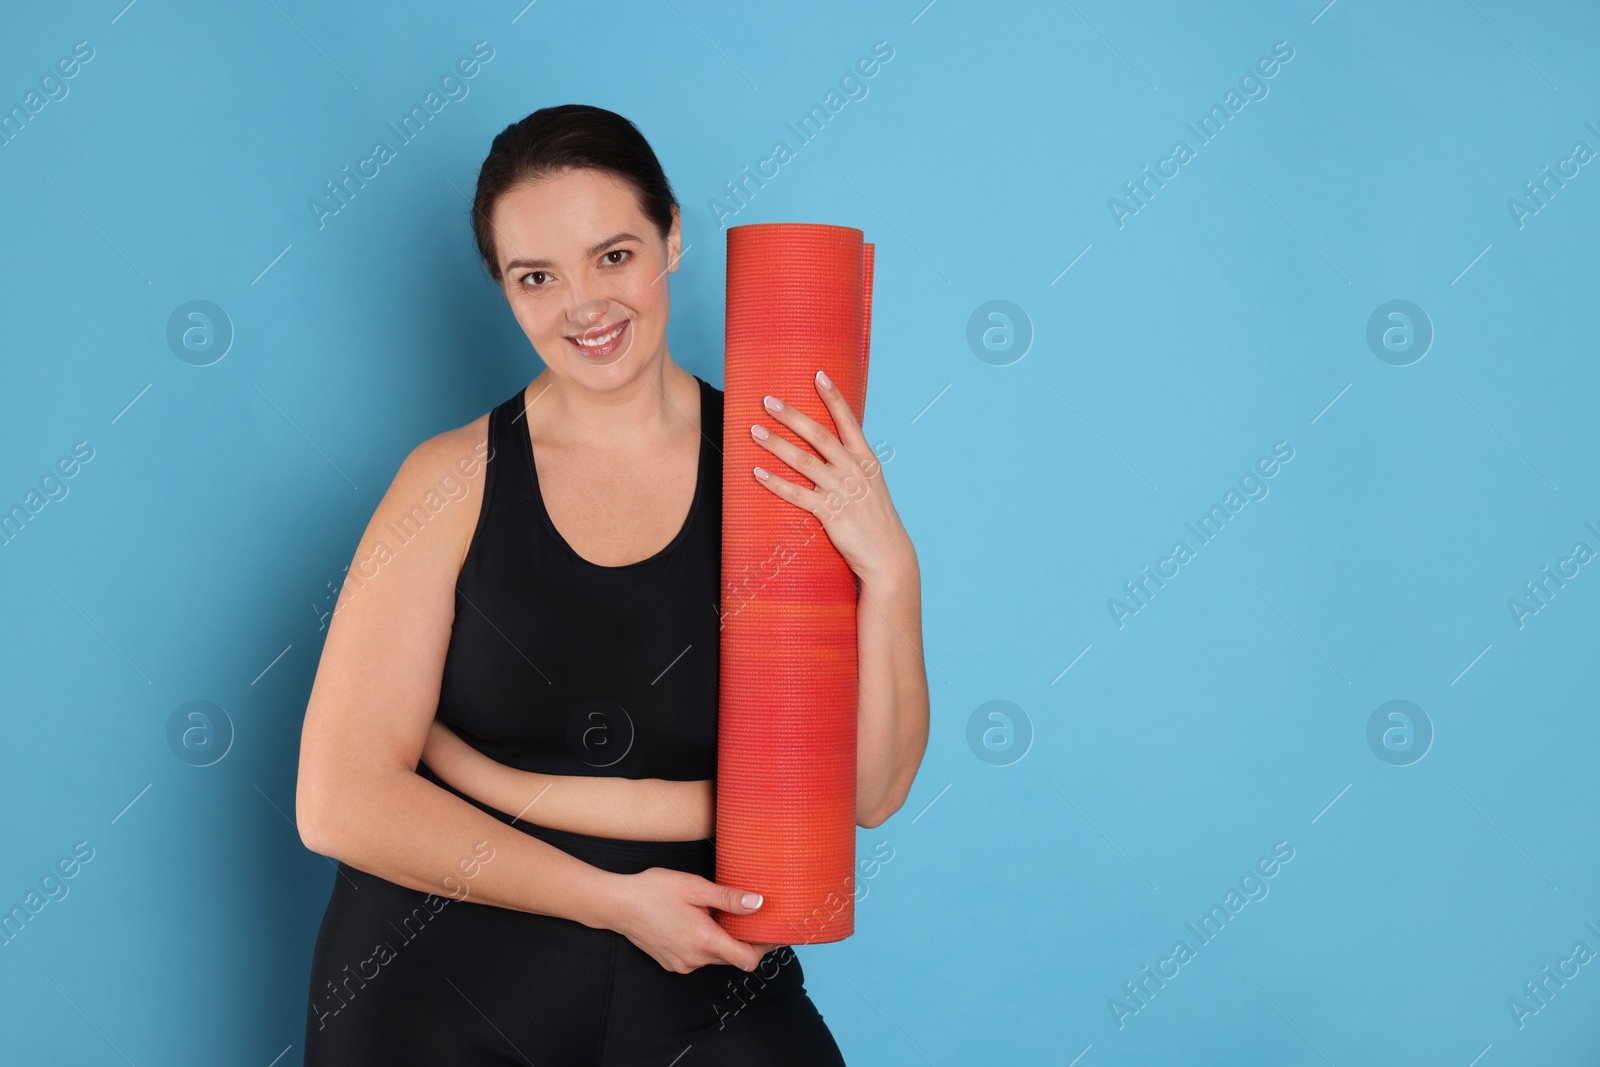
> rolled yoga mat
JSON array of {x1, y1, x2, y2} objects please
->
[{"x1": 716, "y1": 223, "x2": 874, "y2": 945}]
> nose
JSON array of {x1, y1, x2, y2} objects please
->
[
  {"x1": 563, "y1": 263, "x2": 609, "y2": 315},
  {"x1": 565, "y1": 292, "x2": 610, "y2": 333}
]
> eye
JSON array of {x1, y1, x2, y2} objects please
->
[
  {"x1": 518, "y1": 270, "x2": 550, "y2": 289},
  {"x1": 602, "y1": 249, "x2": 632, "y2": 266}
]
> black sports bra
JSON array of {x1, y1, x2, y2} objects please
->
[{"x1": 426, "y1": 374, "x2": 722, "y2": 782}]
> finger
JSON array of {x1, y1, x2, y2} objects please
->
[
  {"x1": 754, "y1": 465, "x2": 852, "y2": 526},
  {"x1": 728, "y1": 949, "x2": 765, "y2": 972},
  {"x1": 750, "y1": 421, "x2": 837, "y2": 493},
  {"x1": 761, "y1": 393, "x2": 854, "y2": 468},
  {"x1": 700, "y1": 925, "x2": 768, "y2": 972},
  {"x1": 697, "y1": 880, "x2": 765, "y2": 915},
  {"x1": 752, "y1": 466, "x2": 829, "y2": 518},
  {"x1": 728, "y1": 937, "x2": 767, "y2": 972},
  {"x1": 813, "y1": 369, "x2": 871, "y2": 451}
]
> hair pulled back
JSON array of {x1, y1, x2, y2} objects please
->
[{"x1": 470, "y1": 104, "x2": 679, "y2": 284}]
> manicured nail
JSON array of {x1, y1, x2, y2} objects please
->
[
  {"x1": 753, "y1": 466, "x2": 770, "y2": 481},
  {"x1": 750, "y1": 423, "x2": 769, "y2": 440},
  {"x1": 816, "y1": 369, "x2": 832, "y2": 390},
  {"x1": 763, "y1": 395, "x2": 783, "y2": 412},
  {"x1": 742, "y1": 892, "x2": 763, "y2": 908}
]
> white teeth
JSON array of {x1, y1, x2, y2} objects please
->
[{"x1": 574, "y1": 322, "x2": 624, "y2": 347}]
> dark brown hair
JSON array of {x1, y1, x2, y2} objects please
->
[{"x1": 470, "y1": 104, "x2": 679, "y2": 284}]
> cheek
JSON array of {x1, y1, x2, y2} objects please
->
[
  {"x1": 629, "y1": 275, "x2": 670, "y2": 326},
  {"x1": 511, "y1": 302, "x2": 562, "y2": 348},
  {"x1": 509, "y1": 302, "x2": 536, "y2": 334}
]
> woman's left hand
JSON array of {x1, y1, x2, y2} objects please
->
[{"x1": 749, "y1": 369, "x2": 914, "y2": 584}]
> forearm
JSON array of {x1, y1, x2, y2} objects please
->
[
  {"x1": 450, "y1": 765, "x2": 713, "y2": 841},
  {"x1": 422, "y1": 721, "x2": 714, "y2": 840},
  {"x1": 855, "y1": 551, "x2": 931, "y2": 826},
  {"x1": 303, "y1": 767, "x2": 630, "y2": 930}
]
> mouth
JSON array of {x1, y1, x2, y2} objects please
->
[{"x1": 566, "y1": 320, "x2": 629, "y2": 360}]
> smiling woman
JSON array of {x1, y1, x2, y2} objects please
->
[{"x1": 296, "y1": 104, "x2": 861, "y2": 1065}]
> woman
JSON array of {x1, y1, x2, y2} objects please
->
[{"x1": 296, "y1": 103, "x2": 929, "y2": 1065}]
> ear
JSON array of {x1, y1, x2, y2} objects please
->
[{"x1": 665, "y1": 205, "x2": 683, "y2": 274}]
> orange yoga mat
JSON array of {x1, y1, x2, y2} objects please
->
[{"x1": 716, "y1": 223, "x2": 874, "y2": 945}]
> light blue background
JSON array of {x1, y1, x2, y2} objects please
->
[{"x1": 2, "y1": 1, "x2": 1597, "y2": 1063}]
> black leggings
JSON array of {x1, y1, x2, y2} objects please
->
[{"x1": 303, "y1": 819, "x2": 848, "y2": 1065}]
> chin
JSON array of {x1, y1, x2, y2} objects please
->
[{"x1": 565, "y1": 336, "x2": 658, "y2": 374}]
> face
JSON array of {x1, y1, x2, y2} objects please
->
[{"x1": 489, "y1": 168, "x2": 680, "y2": 382}]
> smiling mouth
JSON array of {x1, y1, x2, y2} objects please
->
[{"x1": 567, "y1": 320, "x2": 629, "y2": 359}]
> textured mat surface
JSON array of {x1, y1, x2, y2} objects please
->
[{"x1": 716, "y1": 223, "x2": 874, "y2": 944}]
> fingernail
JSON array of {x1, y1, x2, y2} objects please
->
[
  {"x1": 763, "y1": 395, "x2": 783, "y2": 412},
  {"x1": 753, "y1": 466, "x2": 770, "y2": 481},
  {"x1": 816, "y1": 369, "x2": 832, "y2": 390},
  {"x1": 750, "y1": 423, "x2": 769, "y2": 440},
  {"x1": 742, "y1": 892, "x2": 763, "y2": 908}
]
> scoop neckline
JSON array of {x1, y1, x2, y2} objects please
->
[{"x1": 519, "y1": 375, "x2": 711, "y2": 571}]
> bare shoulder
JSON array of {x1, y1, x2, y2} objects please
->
[
  {"x1": 298, "y1": 403, "x2": 497, "y2": 809},
  {"x1": 338, "y1": 404, "x2": 496, "y2": 611},
  {"x1": 385, "y1": 410, "x2": 496, "y2": 574}
]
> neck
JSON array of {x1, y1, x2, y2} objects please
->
[{"x1": 525, "y1": 358, "x2": 698, "y2": 451}]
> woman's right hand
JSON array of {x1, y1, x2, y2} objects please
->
[{"x1": 611, "y1": 867, "x2": 779, "y2": 973}]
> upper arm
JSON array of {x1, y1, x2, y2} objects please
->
[{"x1": 295, "y1": 416, "x2": 491, "y2": 849}]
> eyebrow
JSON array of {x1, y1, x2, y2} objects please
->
[{"x1": 504, "y1": 232, "x2": 644, "y2": 272}]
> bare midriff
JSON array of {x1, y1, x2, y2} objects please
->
[{"x1": 421, "y1": 718, "x2": 718, "y2": 843}]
